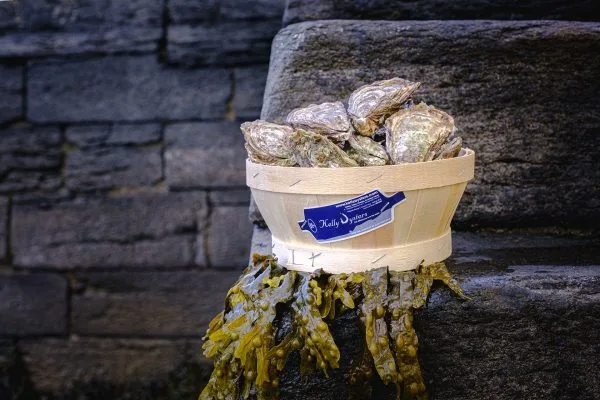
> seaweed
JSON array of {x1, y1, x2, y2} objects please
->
[{"x1": 199, "y1": 256, "x2": 468, "y2": 400}]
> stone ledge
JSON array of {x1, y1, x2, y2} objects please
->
[
  {"x1": 261, "y1": 20, "x2": 600, "y2": 229},
  {"x1": 248, "y1": 227, "x2": 600, "y2": 399}
]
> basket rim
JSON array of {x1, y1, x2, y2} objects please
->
[{"x1": 247, "y1": 148, "x2": 475, "y2": 194}]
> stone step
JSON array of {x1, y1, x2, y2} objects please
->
[
  {"x1": 283, "y1": 0, "x2": 600, "y2": 26},
  {"x1": 250, "y1": 227, "x2": 600, "y2": 399},
  {"x1": 254, "y1": 20, "x2": 600, "y2": 229}
]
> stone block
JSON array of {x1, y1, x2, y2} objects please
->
[
  {"x1": 11, "y1": 192, "x2": 207, "y2": 268},
  {"x1": 209, "y1": 189, "x2": 251, "y2": 205},
  {"x1": 207, "y1": 206, "x2": 253, "y2": 267},
  {"x1": 0, "y1": 64, "x2": 22, "y2": 124},
  {"x1": 19, "y1": 338, "x2": 206, "y2": 393},
  {"x1": 0, "y1": 197, "x2": 6, "y2": 260},
  {"x1": 28, "y1": 56, "x2": 230, "y2": 122},
  {"x1": 272, "y1": 232, "x2": 600, "y2": 399},
  {"x1": 165, "y1": 122, "x2": 246, "y2": 188},
  {"x1": 169, "y1": 0, "x2": 285, "y2": 23},
  {"x1": 66, "y1": 147, "x2": 162, "y2": 191},
  {"x1": 71, "y1": 270, "x2": 240, "y2": 336},
  {"x1": 283, "y1": 0, "x2": 600, "y2": 25},
  {"x1": 66, "y1": 123, "x2": 161, "y2": 148},
  {"x1": 0, "y1": 272, "x2": 67, "y2": 335},
  {"x1": 235, "y1": 65, "x2": 269, "y2": 119},
  {"x1": 168, "y1": 19, "x2": 280, "y2": 66},
  {"x1": 0, "y1": 124, "x2": 62, "y2": 194},
  {"x1": 0, "y1": 0, "x2": 162, "y2": 57},
  {"x1": 263, "y1": 21, "x2": 600, "y2": 229}
]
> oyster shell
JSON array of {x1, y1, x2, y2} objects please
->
[
  {"x1": 348, "y1": 78, "x2": 421, "y2": 136},
  {"x1": 346, "y1": 135, "x2": 389, "y2": 166},
  {"x1": 241, "y1": 120, "x2": 296, "y2": 166},
  {"x1": 286, "y1": 101, "x2": 354, "y2": 142},
  {"x1": 434, "y1": 136, "x2": 463, "y2": 160},
  {"x1": 385, "y1": 102, "x2": 455, "y2": 164},
  {"x1": 292, "y1": 129, "x2": 359, "y2": 168}
]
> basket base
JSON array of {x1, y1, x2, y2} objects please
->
[{"x1": 272, "y1": 230, "x2": 452, "y2": 273}]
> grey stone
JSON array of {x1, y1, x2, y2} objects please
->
[
  {"x1": 0, "y1": 272, "x2": 67, "y2": 335},
  {"x1": 208, "y1": 206, "x2": 253, "y2": 267},
  {"x1": 0, "y1": 1, "x2": 17, "y2": 31},
  {"x1": 210, "y1": 189, "x2": 251, "y2": 205},
  {"x1": 262, "y1": 21, "x2": 600, "y2": 229},
  {"x1": 0, "y1": 64, "x2": 22, "y2": 124},
  {"x1": 283, "y1": 0, "x2": 600, "y2": 25},
  {"x1": 235, "y1": 65, "x2": 269, "y2": 119},
  {"x1": 66, "y1": 123, "x2": 161, "y2": 148},
  {"x1": 165, "y1": 122, "x2": 246, "y2": 188},
  {"x1": 249, "y1": 225, "x2": 271, "y2": 259},
  {"x1": 19, "y1": 338, "x2": 206, "y2": 393},
  {"x1": 272, "y1": 232, "x2": 600, "y2": 400},
  {"x1": 72, "y1": 270, "x2": 240, "y2": 336},
  {"x1": 66, "y1": 146, "x2": 162, "y2": 191},
  {"x1": 167, "y1": 19, "x2": 281, "y2": 66},
  {"x1": 248, "y1": 196, "x2": 265, "y2": 226},
  {"x1": 0, "y1": 197, "x2": 6, "y2": 260},
  {"x1": 28, "y1": 56, "x2": 230, "y2": 122},
  {"x1": 169, "y1": 0, "x2": 285, "y2": 23},
  {"x1": 0, "y1": 0, "x2": 162, "y2": 57},
  {"x1": 11, "y1": 192, "x2": 207, "y2": 268},
  {"x1": 0, "y1": 125, "x2": 62, "y2": 194}
]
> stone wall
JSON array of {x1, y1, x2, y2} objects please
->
[{"x1": 0, "y1": 0, "x2": 284, "y2": 396}]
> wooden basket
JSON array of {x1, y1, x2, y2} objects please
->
[{"x1": 247, "y1": 149, "x2": 475, "y2": 273}]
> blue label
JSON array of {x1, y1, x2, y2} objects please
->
[{"x1": 298, "y1": 189, "x2": 406, "y2": 243}]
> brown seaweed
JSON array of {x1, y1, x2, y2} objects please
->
[
  {"x1": 286, "y1": 101, "x2": 355, "y2": 142},
  {"x1": 200, "y1": 257, "x2": 468, "y2": 400},
  {"x1": 348, "y1": 78, "x2": 421, "y2": 136}
]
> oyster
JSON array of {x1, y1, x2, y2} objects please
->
[
  {"x1": 292, "y1": 129, "x2": 359, "y2": 168},
  {"x1": 348, "y1": 78, "x2": 421, "y2": 136},
  {"x1": 346, "y1": 135, "x2": 389, "y2": 166},
  {"x1": 241, "y1": 120, "x2": 296, "y2": 166},
  {"x1": 385, "y1": 102, "x2": 455, "y2": 164},
  {"x1": 434, "y1": 136, "x2": 463, "y2": 160},
  {"x1": 286, "y1": 101, "x2": 354, "y2": 142}
]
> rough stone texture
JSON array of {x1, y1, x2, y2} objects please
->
[
  {"x1": 11, "y1": 193, "x2": 207, "y2": 268},
  {"x1": 262, "y1": 21, "x2": 600, "y2": 229},
  {"x1": 0, "y1": 64, "x2": 22, "y2": 124},
  {"x1": 0, "y1": 197, "x2": 6, "y2": 260},
  {"x1": 168, "y1": 19, "x2": 281, "y2": 66},
  {"x1": 207, "y1": 206, "x2": 253, "y2": 267},
  {"x1": 72, "y1": 270, "x2": 240, "y2": 336},
  {"x1": 0, "y1": 124, "x2": 62, "y2": 194},
  {"x1": 283, "y1": 0, "x2": 600, "y2": 25},
  {"x1": 19, "y1": 338, "x2": 206, "y2": 393},
  {"x1": 28, "y1": 56, "x2": 230, "y2": 122},
  {"x1": 270, "y1": 232, "x2": 600, "y2": 400},
  {"x1": 0, "y1": 272, "x2": 67, "y2": 335},
  {"x1": 0, "y1": 0, "x2": 162, "y2": 57},
  {"x1": 169, "y1": 0, "x2": 286, "y2": 23},
  {"x1": 66, "y1": 147, "x2": 162, "y2": 191},
  {"x1": 235, "y1": 65, "x2": 269, "y2": 119},
  {"x1": 165, "y1": 122, "x2": 247, "y2": 189}
]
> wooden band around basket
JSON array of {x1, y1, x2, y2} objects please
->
[
  {"x1": 247, "y1": 148, "x2": 475, "y2": 194},
  {"x1": 272, "y1": 230, "x2": 452, "y2": 273}
]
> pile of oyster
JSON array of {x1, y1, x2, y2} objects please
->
[{"x1": 242, "y1": 78, "x2": 463, "y2": 167}]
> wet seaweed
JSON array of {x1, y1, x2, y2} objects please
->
[{"x1": 199, "y1": 256, "x2": 468, "y2": 400}]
